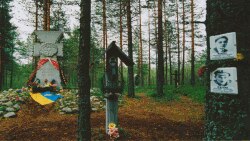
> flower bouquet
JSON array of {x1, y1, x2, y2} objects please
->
[{"x1": 108, "y1": 123, "x2": 119, "y2": 141}]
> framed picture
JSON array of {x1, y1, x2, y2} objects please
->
[
  {"x1": 210, "y1": 67, "x2": 238, "y2": 94},
  {"x1": 210, "y1": 32, "x2": 237, "y2": 60}
]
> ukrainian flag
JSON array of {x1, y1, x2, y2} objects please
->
[{"x1": 30, "y1": 91, "x2": 63, "y2": 105}]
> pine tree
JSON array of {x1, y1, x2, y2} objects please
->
[
  {"x1": 0, "y1": 0, "x2": 16, "y2": 90},
  {"x1": 205, "y1": 0, "x2": 250, "y2": 139},
  {"x1": 157, "y1": 0, "x2": 164, "y2": 96},
  {"x1": 126, "y1": 0, "x2": 135, "y2": 98},
  {"x1": 77, "y1": 0, "x2": 91, "y2": 140}
]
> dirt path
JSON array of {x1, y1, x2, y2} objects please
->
[{"x1": 0, "y1": 94, "x2": 204, "y2": 140}]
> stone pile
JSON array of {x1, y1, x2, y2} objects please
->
[
  {"x1": 58, "y1": 88, "x2": 105, "y2": 114},
  {"x1": 0, "y1": 88, "x2": 29, "y2": 118},
  {"x1": 0, "y1": 88, "x2": 105, "y2": 117}
]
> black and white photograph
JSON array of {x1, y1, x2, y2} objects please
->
[
  {"x1": 210, "y1": 32, "x2": 237, "y2": 60},
  {"x1": 210, "y1": 67, "x2": 238, "y2": 94}
]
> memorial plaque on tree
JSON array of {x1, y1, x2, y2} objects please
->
[
  {"x1": 210, "y1": 32, "x2": 237, "y2": 60},
  {"x1": 210, "y1": 67, "x2": 238, "y2": 94}
]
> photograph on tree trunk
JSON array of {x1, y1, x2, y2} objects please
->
[{"x1": 0, "y1": 0, "x2": 249, "y2": 140}]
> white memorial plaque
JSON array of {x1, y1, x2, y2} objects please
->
[
  {"x1": 210, "y1": 32, "x2": 237, "y2": 60},
  {"x1": 210, "y1": 67, "x2": 238, "y2": 94}
]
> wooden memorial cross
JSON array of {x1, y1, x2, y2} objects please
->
[{"x1": 103, "y1": 41, "x2": 134, "y2": 133}]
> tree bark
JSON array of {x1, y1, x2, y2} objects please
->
[
  {"x1": 163, "y1": 0, "x2": 168, "y2": 85},
  {"x1": 176, "y1": 0, "x2": 180, "y2": 85},
  {"x1": 119, "y1": 0, "x2": 123, "y2": 79},
  {"x1": 126, "y1": 0, "x2": 135, "y2": 98},
  {"x1": 181, "y1": 0, "x2": 185, "y2": 85},
  {"x1": 147, "y1": 1, "x2": 151, "y2": 86},
  {"x1": 205, "y1": 0, "x2": 250, "y2": 139},
  {"x1": 77, "y1": 0, "x2": 91, "y2": 140},
  {"x1": 102, "y1": 0, "x2": 107, "y2": 69},
  {"x1": 43, "y1": 0, "x2": 47, "y2": 30},
  {"x1": 138, "y1": 0, "x2": 143, "y2": 86},
  {"x1": 190, "y1": 0, "x2": 195, "y2": 86},
  {"x1": 157, "y1": 0, "x2": 164, "y2": 96}
]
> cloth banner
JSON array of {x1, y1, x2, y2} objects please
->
[{"x1": 30, "y1": 91, "x2": 63, "y2": 105}]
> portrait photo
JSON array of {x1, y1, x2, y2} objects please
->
[
  {"x1": 210, "y1": 67, "x2": 238, "y2": 94},
  {"x1": 210, "y1": 32, "x2": 237, "y2": 60}
]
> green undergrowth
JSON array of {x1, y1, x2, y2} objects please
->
[
  {"x1": 135, "y1": 84, "x2": 206, "y2": 103},
  {"x1": 135, "y1": 85, "x2": 180, "y2": 102},
  {"x1": 174, "y1": 85, "x2": 206, "y2": 103}
]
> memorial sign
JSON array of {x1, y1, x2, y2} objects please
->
[
  {"x1": 210, "y1": 32, "x2": 237, "y2": 60},
  {"x1": 210, "y1": 67, "x2": 238, "y2": 94}
]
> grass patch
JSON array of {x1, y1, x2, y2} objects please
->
[
  {"x1": 134, "y1": 84, "x2": 205, "y2": 103},
  {"x1": 135, "y1": 85, "x2": 180, "y2": 102},
  {"x1": 175, "y1": 85, "x2": 206, "y2": 103}
]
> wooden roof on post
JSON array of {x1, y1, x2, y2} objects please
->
[{"x1": 106, "y1": 41, "x2": 134, "y2": 67}]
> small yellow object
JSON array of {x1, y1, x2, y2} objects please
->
[
  {"x1": 108, "y1": 123, "x2": 116, "y2": 129},
  {"x1": 236, "y1": 53, "x2": 244, "y2": 61}
]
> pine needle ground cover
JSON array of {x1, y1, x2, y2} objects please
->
[{"x1": 0, "y1": 93, "x2": 204, "y2": 140}]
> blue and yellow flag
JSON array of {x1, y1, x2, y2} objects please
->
[{"x1": 30, "y1": 91, "x2": 63, "y2": 105}]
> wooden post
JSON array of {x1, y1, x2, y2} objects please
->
[{"x1": 105, "y1": 97, "x2": 118, "y2": 133}]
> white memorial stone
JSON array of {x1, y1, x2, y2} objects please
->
[{"x1": 33, "y1": 31, "x2": 64, "y2": 87}]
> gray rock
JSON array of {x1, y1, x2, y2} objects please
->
[
  {"x1": 0, "y1": 98, "x2": 9, "y2": 103},
  {"x1": 91, "y1": 108, "x2": 98, "y2": 111},
  {"x1": 72, "y1": 107, "x2": 79, "y2": 113},
  {"x1": 4, "y1": 101, "x2": 13, "y2": 107},
  {"x1": 6, "y1": 107, "x2": 15, "y2": 112},
  {"x1": 4, "y1": 112, "x2": 16, "y2": 118},
  {"x1": 13, "y1": 104, "x2": 20, "y2": 110},
  {"x1": 8, "y1": 89, "x2": 14, "y2": 92},
  {"x1": 61, "y1": 107, "x2": 72, "y2": 113},
  {"x1": 0, "y1": 111, "x2": 4, "y2": 116}
]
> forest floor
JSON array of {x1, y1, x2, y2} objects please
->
[{"x1": 0, "y1": 93, "x2": 204, "y2": 140}]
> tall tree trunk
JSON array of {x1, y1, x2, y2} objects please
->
[
  {"x1": 126, "y1": 0, "x2": 135, "y2": 98},
  {"x1": 205, "y1": 0, "x2": 250, "y2": 140},
  {"x1": 153, "y1": 0, "x2": 158, "y2": 71},
  {"x1": 0, "y1": 41, "x2": 2, "y2": 90},
  {"x1": 163, "y1": 0, "x2": 168, "y2": 85},
  {"x1": 138, "y1": 0, "x2": 143, "y2": 86},
  {"x1": 181, "y1": 0, "x2": 185, "y2": 85},
  {"x1": 43, "y1": 0, "x2": 47, "y2": 30},
  {"x1": 10, "y1": 46, "x2": 14, "y2": 88},
  {"x1": 35, "y1": 0, "x2": 38, "y2": 31},
  {"x1": 102, "y1": 0, "x2": 107, "y2": 68},
  {"x1": 157, "y1": 0, "x2": 164, "y2": 96},
  {"x1": 47, "y1": 0, "x2": 50, "y2": 31},
  {"x1": 169, "y1": 41, "x2": 172, "y2": 85},
  {"x1": 77, "y1": 0, "x2": 91, "y2": 140},
  {"x1": 147, "y1": 1, "x2": 151, "y2": 86},
  {"x1": 119, "y1": 0, "x2": 123, "y2": 79},
  {"x1": 91, "y1": 47, "x2": 95, "y2": 88},
  {"x1": 190, "y1": 0, "x2": 195, "y2": 86},
  {"x1": 176, "y1": 0, "x2": 180, "y2": 85},
  {"x1": 33, "y1": 0, "x2": 39, "y2": 70}
]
